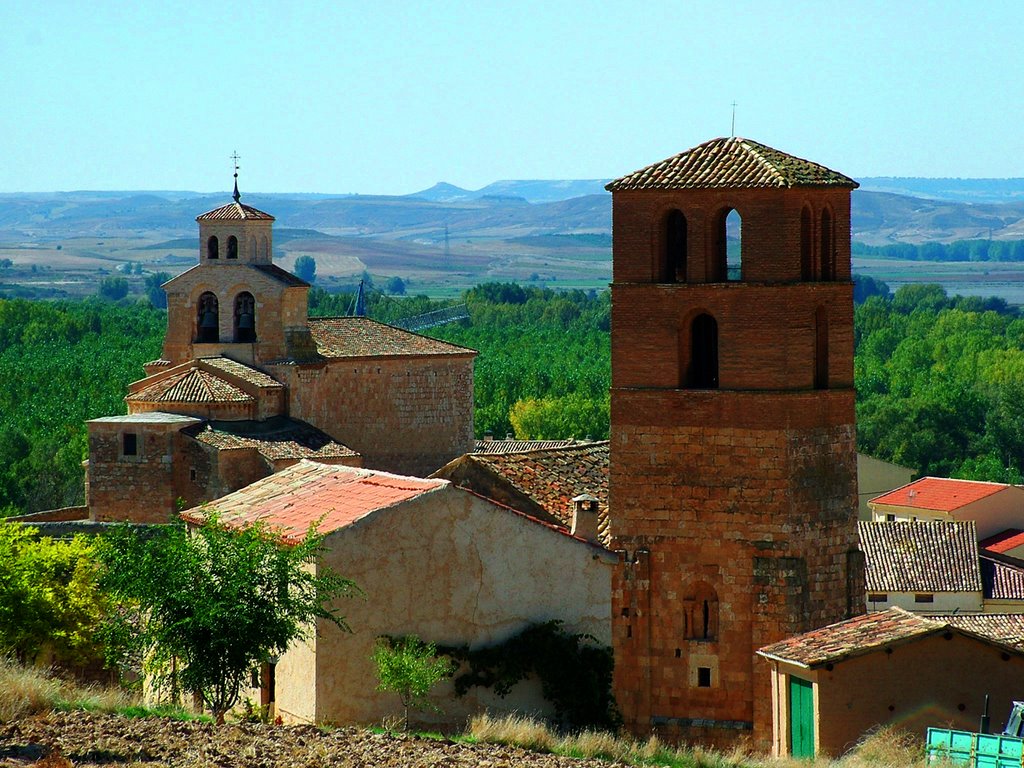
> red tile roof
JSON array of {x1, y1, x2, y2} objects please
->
[
  {"x1": 181, "y1": 461, "x2": 446, "y2": 544},
  {"x1": 870, "y1": 476, "x2": 1010, "y2": 512},
  {"x1": 196, "y1": 201, "x2": 275, "y2": 221},
  {"x1": 606, "y1": 137, "x2": 858, "y2": 192},
  {"x1": 758, "y1": 608, "x2": 943, "y2": 667},
  {"x1": 127, "y1": 367, "x2": 254, "y2": 404},
  {"x1": 858, "y1": 521, "x2": 982, "y2": 593},
  {"x1": 981, "y1": 529, "x2": 1024, "y2": 555},
  {"x1": 199, "y1": 357, "x2": 283, "y2": 388},
  {"x1": 308, "y1": 317, "x2": 476, "y2": 358}
]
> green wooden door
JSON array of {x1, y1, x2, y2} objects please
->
[{"x1": 789, "y1": 676, "x2": 815, "y2": 758}]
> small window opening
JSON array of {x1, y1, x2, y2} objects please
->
[
  {"x1": 714, "y1": 208, "x2": 742, "y2": 281},
  {"x1": 227, "y1": 235, "x2": 238, "y2": 259},
  {"x1": 196, "y1": 292, "x2": 219, "y2": 343},
  {"x1": 207, "y1": 236, "x2": 219, "y2": 260},
  {"x1": 914, "y1": 593, "x2": 934, "y2": 604},
  {"x1": 675, "y1": 648, "x2": 682, "y2": 658},
  {"x1": 885, "y1": 514, "x2": 896, "y2": 522},
  {"x1": 122, "y1": 432, "x2": 138, "y2": 457},
  {"x1": 685, "y1": 314, "x2": 719, "y2": 389},
  {"x1": 697, "y1": 667, "x2": 712, "y2": 687},
  {"x1": 190, "y1": 467, "x2": 197, "y2": 482},
  {"x1": 800, "y1": 206, "x2": 813, "y2": 280},
  {"x1": 820, "y1": 208, "x2": 834, "y2": 280},
  {"x1": 663, "y1": 209, "x2": 687, "y2": 283},
  {"x1": 868, "y1": 593, "x2": 888, "y2": 603},
  {"x1": 626, "y1": 625, "x2": 632, "y2": 638}
]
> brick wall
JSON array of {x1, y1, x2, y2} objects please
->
[{"x1": 608, "y1": 181, "x2": 860, "y2": 748}]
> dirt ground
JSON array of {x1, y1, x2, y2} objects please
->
[{"x1": 0, "y1": 711, "x2": 626, "y2": 768}]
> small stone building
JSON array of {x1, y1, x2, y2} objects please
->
[
  {"x1": 84, "y1": 187, "x2": 476, "y2": 522},
  {"x1": 758, "y1": 608, "x2": 1024, "y2": 758},
  {"x1": 182, "y1": 460, "x2": 615, "y2": 726}
]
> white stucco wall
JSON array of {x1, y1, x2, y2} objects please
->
[
  {"x1": 865, "y1": 590, "x2": 982, "y2": 615},
  {"x1": 276, "y1": 483, "x2": 614, "y2": 727}
]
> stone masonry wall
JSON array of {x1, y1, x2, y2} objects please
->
[{"x1": 274, "y1": 356, "x2": 475, "y2": 477}]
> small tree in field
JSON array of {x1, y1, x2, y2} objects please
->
[
  {"x1": 372, "y1": 635, "x2": 454, "y2": 730},
  {"x1": 98, "y1": 514, "x2": 356, "y2": 724}
]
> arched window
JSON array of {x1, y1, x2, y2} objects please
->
[
  {"x1": 196, "y1": 292, "x2": 219, "y2": 343},
  {"x1": 685, "y1": 582, "x2": 719, "y2": 640},
  {"x1": 663, "y1": 209, "x2": 687, "y2": 283},
  {"x1": 227, "y1": 235, "x2": 238, "y2": 259},
  {"x1": 261, "y1": 237, "x2": 270, "y2": 259},
  {"x1": 207, "y1": 236, "x2": 219, "y2": 260},
  {"x1": 814, "y1": 306, "x2": 829, "y2": 389},
  {"x1": 686, "y1": 313, "x2": 719, "y2": 389},
  {"x1": 713, "y1": 208, "x2": 742, "y2": 281},
  {"x1": 800, "y1": 206, "x2": 813, "y2": 280},
  {"x1": 234, "y1": 292, "x2": 256, "y2": 343},
  {"x1": 820, "y1": 208, "x2": 834, "y2": 281}
]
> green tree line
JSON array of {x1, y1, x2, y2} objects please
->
[
  {"x1": 4, "y1": 279, "x2": 1024, "y2": 514},
  {"x1": 855, "y1": 238, "x2": 1024, "y2": 262}
]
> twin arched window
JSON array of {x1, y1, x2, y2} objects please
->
[
  {"x1": 661, "y1": 210, "x2": 687, "y2": 282},
  {"x1": 196, "y1": 291, "x2": 257, "y2": 343},
  {"x1": 207, "y1": 236, "x2": 219, "y2": 260}
]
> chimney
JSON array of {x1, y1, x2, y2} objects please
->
[
  {"x1": 571, "y1": 493, "x2": 601, "y2": 543},
  {"x1": 483, "y1": 431, "x2": 494, "y2": 442}
]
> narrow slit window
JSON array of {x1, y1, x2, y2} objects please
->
[{"x1": 123, "y1": 432, "x2": 138, "y2": 457}]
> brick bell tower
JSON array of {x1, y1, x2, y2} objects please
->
[{"x1": 606, "y1": 137, "x2": 863, "y2": 747}]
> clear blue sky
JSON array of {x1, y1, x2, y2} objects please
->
[{"x1": 2, "y1": 1, "x2": 1022, "y2": 194}]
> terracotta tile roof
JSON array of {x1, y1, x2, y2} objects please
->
[
  {"x1": 184, "y1": 417, "x2": 357, "y2": 463},
  {"x1": 870, "y1": 476, "x2": 1010, "y2": 512},
  {"x1": 473, "y1": 439, "x2": 583, "y2": 454},
  {"x1": 196, "y1": 201, "x2": 275, "y2": 221},
  {"x1": 181, "y1": 461, "x2": 446, "y2": 544},
  {"x1": 941, "y1": 614, "x2": 1024, "y2": 651},
  {"x1": 859, "y1": 521, "x2": 982, "y2": 593},
  {"x1": 308, "y1": 317, "x2": 476, "y2": 358},
  {"x1": 606, "y1": 137, "x2": 858, "y2": 192},
  {"x1": 981, "y1": 529, "x2": 1024, "y2": 555},
  {"x1": 981, "y1": 555, "x2": 1024, "y2": 600},
  {"x1": 253, "y1": 264, "x2": 309, "y2": 287},
  {"x1": 127, "y1": 367, "x2": 254, "y2": 404},
  {"x1": 758, "y1": 608, "x2": 943, "y2": 667},
  {"x1": 199, "y1": 357, "x2": 283, "y2": 388},
  {"x1": 464, "y1": 442, "x2": 610, "y2": 541}
]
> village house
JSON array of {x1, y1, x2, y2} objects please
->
[
  {"x1": 181, "y1": 460, "x2": 615, "y2": 726},
  {"x1": 758, "y1": 608, "x2": 1024, "y2": 758},
  {"x1": 868, "y1": 477, "x2": 1024, "y2": 538}
]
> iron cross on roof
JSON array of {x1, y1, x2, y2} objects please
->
[{"x1": 231, "y1": 151, "x2": 241, "y2": 202}]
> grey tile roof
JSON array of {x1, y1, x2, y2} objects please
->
[
  {"x1": 942, "y1": 614, "x2": 1024, "y2": 650},
  {"x1": 859, "y1": 520, "x2": 982, "y2": 592},
  {"x1": 199, "y1": 357, "x2": 283, "y2": 388},
  {"x1": 981, "y1": 554, "x2": 1024, "y2": 600},
  {"x1": 184, "y1": 417, "x2": 357, "y2": 463},
  {"x1": 196, "y1": 201, "x2": 275, "y2": 221},
  {"x1": 606, "y1": 137, "x2": 858, "y2": 192},
  {"x1": 473, "y1": 439, "x2": 583, "y2": 454}
]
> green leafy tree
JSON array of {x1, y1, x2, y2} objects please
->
[
  {"x1": 293, "y1": 255, "x2": 317, "y2": 283},
  {"x1": 98, "y1": 276, "x2": 129, "y2": 301},
  {"x1": 98, "y1": 515, "x2": 357, "y2": 724},
  {"x1": 0, "y1": 523, "x2": 106, "y2": 667},
  {"x1": 372, "y1": 634, "x2": 454, "y2": 730},
  {"x1": 385, "y1": 276, "x2": 407, "y2": 295},
  {"x1": 144, "y1": 272, "x2": 171, "y2": 309}
]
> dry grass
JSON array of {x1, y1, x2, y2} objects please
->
[
  {"x1": 467, "y1": 713, "x2": 929, "y2": 768},
  {"x1": 0, "y1": 657, "x2": 135, "y2": 723}
]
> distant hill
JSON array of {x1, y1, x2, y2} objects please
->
[
  {"x1": 408, "y1": 179, "x2": 610, "y2": 204},
  {"x1": 858, "y1": 178, "x2": 1024, "y2": 204}
]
